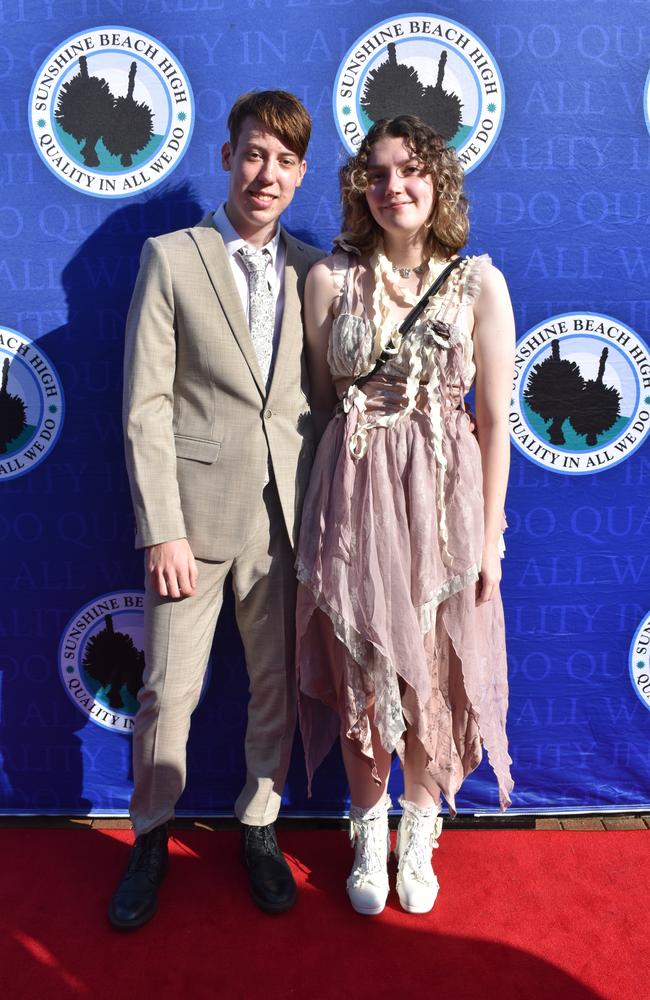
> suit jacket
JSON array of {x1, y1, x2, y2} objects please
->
[{"x1": 123, "y1": 211, "x2": 324, "y2": 561}]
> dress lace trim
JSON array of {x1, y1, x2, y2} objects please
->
[
  {"x1": 417, "y1": 564, "x2": 480, "y2": 633},
  {"x1": 297, "y1": 556, "x2": 406, "y2": 752}
]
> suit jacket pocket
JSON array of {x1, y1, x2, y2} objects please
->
[{"x1": 174, "y1": 434, "x2": 221, "y2": 464}]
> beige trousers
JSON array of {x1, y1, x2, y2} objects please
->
[{"x1": 130, "y1": 482, "x2": 297, "y2": 836}]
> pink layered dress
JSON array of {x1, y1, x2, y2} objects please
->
[{"x1": 296, "y1": 253, "x2": 513, "y2": 813}]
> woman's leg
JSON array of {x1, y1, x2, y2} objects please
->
[
  {"x1": 403, "y1": 725, "x2": 441, "y2": 808},
  {"x1": 340, "y1": 711, "x2": 392, "y2": 806}
]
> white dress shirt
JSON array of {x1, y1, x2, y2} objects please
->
[{"x1": 213, "y1": 203, "x2": 286, "y2": 365}]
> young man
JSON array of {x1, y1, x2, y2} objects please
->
[{"x1": 111, "y1": 91, "x2": 323, "y2": 929}]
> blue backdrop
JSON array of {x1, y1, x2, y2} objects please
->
[{"x1": 1, "y1": 0, "x2": 649, "y2": 817}]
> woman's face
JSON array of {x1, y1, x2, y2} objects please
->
[{"x1": 364, "y1": 136, "x2": 435, "y2": 242}]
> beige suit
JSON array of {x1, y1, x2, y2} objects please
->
[{"x1": 123, "y1": 212, "x2": 323, "y2": 835}]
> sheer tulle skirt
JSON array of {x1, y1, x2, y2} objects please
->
[{"x1": 296, "y1": 385, "x2": 513, "y2": 813}]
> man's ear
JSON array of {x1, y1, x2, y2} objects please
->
[
  {"x1": 296, "y1": 159, "x2": 307, "y2": 187},
  {"x1": 221, "y1": 141, "x2": 232, "y2": 171}
]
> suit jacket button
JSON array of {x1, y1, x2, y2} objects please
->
[{"x1": 263, "y1": 408, "x2": 272, "y2": 419}]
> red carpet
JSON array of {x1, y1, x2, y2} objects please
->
[{"x1": 1, "y1": 827, "x2": 647, "y2": 1000}]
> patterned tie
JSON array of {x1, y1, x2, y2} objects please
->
[{"x1": 238, "y1": 246, "x2": 275, "y2": 390}]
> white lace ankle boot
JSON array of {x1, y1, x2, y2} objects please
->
[
  {"x1": 346, "y1": 796, "x2": 391, "y2": 916},
  {"x1": 395, "y1": 797, "x2": 443, "y2": 914}
]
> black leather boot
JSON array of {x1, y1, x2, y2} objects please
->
[
  {"x1": 108, "y1": 822, "x2": 169, "y2": 930},
  {"x1": 240, "y1": 823, "x2": 297, "y2": 914}
]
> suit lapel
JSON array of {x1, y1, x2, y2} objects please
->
[
  {"x1": 266, "y1": 230, "x2": 304, "y2": 406},
  {"x1": 189, "y1": 213, "x2": 266, "y2": 398}
]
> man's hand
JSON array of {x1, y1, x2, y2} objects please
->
[{"x1": 146, "y1": 538, "x2": 198, "y2": 598}]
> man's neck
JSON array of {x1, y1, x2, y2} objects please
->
[{"x1": 223, "y1": 202, "x2": 279, "y2": 248}]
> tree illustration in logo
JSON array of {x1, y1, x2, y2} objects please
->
[
  {"x1": 361, "y1": 43, "x2": 424, "y2": 124},
  {"x1": 0, "y1": 357, "x2": 27, "y2": 454},
  {"x1": 361, "y1": 44, "x2": 463, "y2": 140},
  {"x1": 82, "y1": 613, "x2": 145, "y2": 710},
  {"x1": 524, "y1": 339, "x2": 585, "y2": 445},
  {"x1": 102, "y1": 61, "x2": 153, "y2": 167},
  {"x1": 569, "y1": 347, "x2": 621, "y2": 446},
  {"x1": 420, "y1": 51, "x2": 463, "y2": 141},
  {"x1": 55, "y1": 56, "x2": 154, "y2": 169},
  {"x1": 55, "y1": 55, "x2": 114, "y2": 167}
]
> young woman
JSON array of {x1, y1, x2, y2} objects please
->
[{"x1": 296, "y1": 116, "x2": 515, "y2": 916}]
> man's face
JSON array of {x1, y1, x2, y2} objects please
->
[{"x1": 222, "y1": 115, "x2": 307, "y2": 245}]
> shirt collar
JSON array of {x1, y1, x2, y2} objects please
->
[{"x1": 213, "y1": 203, "x2": 281, "y2": 266}]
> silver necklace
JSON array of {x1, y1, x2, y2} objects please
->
[{"x1": 391, "y1": 260, "x2": 428, "y2": 279}]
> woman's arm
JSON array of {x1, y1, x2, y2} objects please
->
[
  {"x1": 304, "y1": 258, "x2": 339, "y2": 439},
  {"x1": 472, "y1": 263, "x2": 516, "y2": 605}
]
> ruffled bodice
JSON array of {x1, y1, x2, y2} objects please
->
[{"x1": 327, "y1": 252, "x2": 487, "y2": 389}]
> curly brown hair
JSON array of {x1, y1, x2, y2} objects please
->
[{"x1": 337, "y1": 115, "x2": 469, "y2": 258}]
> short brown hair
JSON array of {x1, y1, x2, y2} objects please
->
[
  {"x1": 227, "y1": 90, "x2": 312, "y2": 160},
  {"x1": 338, "y1": 115, "x2": 469, "y2": 258}
]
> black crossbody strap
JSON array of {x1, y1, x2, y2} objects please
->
[
  {"x1": 351, "y1": 256, "x2": 465, "y2": 393},
  {"x1": 398, "y1": 256, "x2": 465, "y2": 335}
]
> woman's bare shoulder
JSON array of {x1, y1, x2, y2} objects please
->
[
  {"x1": 473, "y1": 257, "x2": 509, "y2": 298},
  {"x1": 307, "y1": 252, "x2": 361, "y2": 308},
  {"x1": 307, "y1": 253, "x2": 345, "y2": 285}
]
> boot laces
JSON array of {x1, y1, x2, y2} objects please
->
[
  {"x1": 348, "y1": 815, "x2": 388, "y2": 886},
  {"x1": 127, "y1": 827, "x2": 167, "y2": 880},
  {"x1": 244, "y1": 824, "x2": 279, "y2": 857},
  {"x1": 399, "y1": 811, "x2": 441, "y2": 884}
]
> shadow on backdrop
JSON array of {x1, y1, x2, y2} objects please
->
[
  {"x1": 1, "y1": 186, "x2": 204, "y2": 817},
  {"x1": 1, "y1": 181, "x2": 350, "y2": 820}
]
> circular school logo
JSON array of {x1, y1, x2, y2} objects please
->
[
  {"x1": 510, "y1": 314, "x2": 650, "y2": 475},
  {"x1": 29, "y1": 27, "x2": 194, "y2": 198},
  {"x1": 58, "y1": 592, "x2": 147, "y2": 733},
  {"x1": 333, "y1": 13, "x2": 504, "y2": 171},
  {"x1": 629, "y1": 612, "x2": 650, "y2": 712},
  {"x1": 0, "y1": 327, "x2": 64, "y2": 481}
]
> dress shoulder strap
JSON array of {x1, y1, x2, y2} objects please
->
[
  {"x1": 331, "y1": 250, "x2": 354, "y2": 316},
  {"x1": 460, "y1": 253, "x2": 492, "y2": 306},
  {"x1": 341, "y1": 253, "x2": 355, "y2": 314}
]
